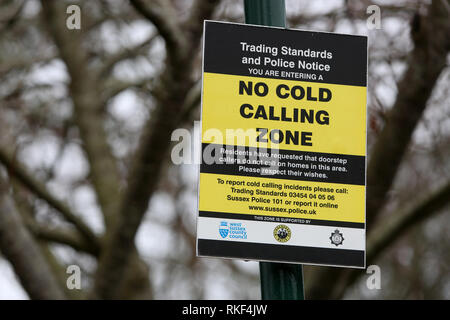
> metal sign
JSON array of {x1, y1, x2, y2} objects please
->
[{"x1": 197, "y1": 21, "x2": 367, "y2": 268}]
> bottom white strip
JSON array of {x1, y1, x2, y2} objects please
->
[{"x1": 197, "y1": 216, "x2": 365, "y2": 251}]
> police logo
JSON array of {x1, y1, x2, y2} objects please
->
[
  {"x1": 329, "y1": 229, "x2": 344, "y2": 246},
  {"x1": 273, "y1": 225, "x2": 291, "y2": 243},
  {"x1": 219, "y1": 221, "x2": 229, "y2": 238}
]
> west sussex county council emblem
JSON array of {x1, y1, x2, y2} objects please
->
[{"x1": 219, "y1": 221, "x2": 229, "y2": 238}]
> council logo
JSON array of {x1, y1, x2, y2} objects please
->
[
  {"x1": 273, "y1": 224, "x2": 291, "y2": 243},
  {"x1": 219, "y1": 221, "x2": 229, "y2": 238},
  {"x1": 219, "y1": 221, "x2": 248, "y2": 240},
  {"x1": 329, "y1": 229, "x2": 344, "y2": 246}
]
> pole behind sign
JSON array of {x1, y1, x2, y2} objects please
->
[{"x1": 243, "y1": 0, "x2": 305, "y2": 301}]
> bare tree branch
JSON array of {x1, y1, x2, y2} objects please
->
[
  {"x1": 367, "y1": 0, "x2": 450, "y2": 229},
  {"x1": 40, "y1": 0, "x2": 122, "y2": 229},
  {"x1": 183, "y1": 0, "x2": 220, "y2": 47},
  {"x1": 0, "y1": 177, "x2": 66, "y2": 300},
  {"x1": 287, "y1": 2, "x2": 418, "y2": 28},
  {"x1": 180, "y1": 80, "x2": 202, "y2": 123},
  {"x1": 0, "y1": 148, "x2": 99, "y2": 250},
  {"x1": 39, "y1": 1, "x2": 156, "y2": 299},
  {"x1": 130, "y1": 0, "x2": 186, "y2": 64},
  {"x1": 367, "y1": 182, "x2": 450, "y2": 264},
  {"x1": 307, "y1": 0, "x2": 450, "y2": 300},
  {"x1": 99, "y1": 32, "x2": 159, "y2": 79},
  {"x1": 331, "y1": 180, "x2": 450, "y2": 299},
  {"x1": 91, "y1": 0, "x2": 221, "y2": 299},
  {"x1": 102, "y1": 77, "x2": 150, "y2": 103},
  {"x1": 9, "y1": 179, "x2": 86, "y2": 299},
  {"x1": 0, "y1": 53, "x2": 57, "y2": 76},
  {"x1": 0, "y1": 0, "x2": 26, "y2": 31},
  {"x1": 29, "y1": 222, "x2": 99, "y2": 256}
]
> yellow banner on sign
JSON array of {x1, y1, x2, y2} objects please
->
[
  {"x1": 201, "y1": 72, "x2": 366, "y2": 156},
  {"x1": 199, "y1": 173, "x2": 365, "y2": 224}
]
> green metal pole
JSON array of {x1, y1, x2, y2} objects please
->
[
  {"x1": 243, "y1": 0, "x2": 305, "y2": 300},
  {"x1": 260, "y1": 262, "x2": 304, "y2": 300},
  {"x1": 244, "y1": 0, "x2": 286, "y2": 28}
]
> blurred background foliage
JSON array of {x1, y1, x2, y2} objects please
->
[{"x1": 0, "y1": 0, "x2": 449, "y2": 299}]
